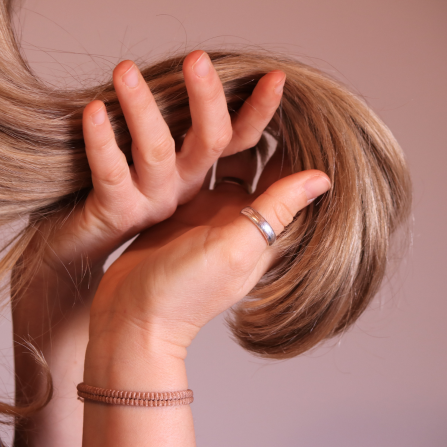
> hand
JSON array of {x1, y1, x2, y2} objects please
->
[
  {"x1": 85, "y1": 150, "x2": 331, "y2": 380},
  {"x1": 11, "y1": 53, "x2": 286, "y2": 447},
  {"x1": 81, "y1": 152, "x2": 330, "y2": 447},
  {"x1": 38, "y1": 51, "x2": 287, "y2": 283}
]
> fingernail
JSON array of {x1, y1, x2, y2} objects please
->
[
  {"x1": 304, "y1": 176, "x2": 331, "y2": 204},
  {"x1": 122, "y1": 64, "x2": 139, "y2": 88},
  {"x1": 193, "y1": 52, "x2": 210, "y2": 78},
  {"x1": 91, "y1": 106, "x2": 105, "y2": 125},
  {"x1": 274, "y1": 75, "x2": 286, "y2": 95}
]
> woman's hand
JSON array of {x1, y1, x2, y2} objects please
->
[
  {"x1": 12, "y1": 51, "x2": 286, "y2": 447},
  {"x1": 81, "y1": 149, "x2": 330, "y2": 446},
  {"x1": 85, "y1": 151, "x2": 331, "y2": 380},
  {"x1": 44, "y1": 51, "x2": 287, "y2": 278}
]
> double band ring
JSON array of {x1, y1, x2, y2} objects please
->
[
  {"x1": 240, "y1": 206, "x2": 276, "y2": 246},
  {"x1": 214, "y1": 176, "x2": 252, "y2": 194}
]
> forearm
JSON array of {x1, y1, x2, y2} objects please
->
[
  {"x1": 82, "y1": 322, "x2": 196, "y2": 446},
  {"x1": 12, "y1": 265, "x2": 102, "y2": 447}
]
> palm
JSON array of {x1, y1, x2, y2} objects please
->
[
  {"x1": 90, "y1": 148, "x2": 292, "y2": 331},
  {"x1": 90, "y1": 188, "x2": 263, "y2": 340}
]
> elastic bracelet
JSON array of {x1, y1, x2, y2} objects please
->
[{"x1": 77, "y1": 382, "x2": 193, "y2": 407}]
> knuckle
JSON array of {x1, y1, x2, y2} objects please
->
[
  {"x1": 231, "y1": 126, "x2": 260, "y2": 150},
  {"x1": 213, "y1": 126, "x2": 233, "y2": 152},
  {"x1": 99, "y1": 157, "x2": 128, "y2": 187},
  {"x1": 203, "y1": 87, "x2": 224, "y2": 108},
  {"x1": 220, "y1": 232, "x2": 252, "y2": 275},
  {"x1": 226, "y1": 246, "x2": 249, "y2": 274},
  {"x1": 196, "y1": 122, "x2": 232, "y2": 155},
  {"x1": 96, "y1": 133, "x2": 116, "y2": 152},
  {"x1": 138, "y1": 136, "x2": 175, "y2": 165},
  {"x1": 158, "y1": 196, "x2": 178, "y2": 219},
  {"x1": 272, "y1": 200, "x2": 295, "y2": 229},
  {"x1": 137, "y1": 93, "x2": 156, "y2": 115},
  {"x1": 256, "y1": 99, "x2": 280, "y2": 118},
  {"x1": 147, "y1": 188, "x2": 178, "y2": 219},
  {"x1": 202, "y1": 227, "x2": 247, "y2": 274},
  {"x1": 200, "y1": 227, "x2": 253, "y2": 297}
]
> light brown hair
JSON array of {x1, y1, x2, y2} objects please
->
[{"x1": 0, "y1": 0, "x2": 411, "y2": 420}]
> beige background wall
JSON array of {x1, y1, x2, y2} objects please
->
[{"x1": 1, "y1": 0, "x2": 446, "y2": 445}]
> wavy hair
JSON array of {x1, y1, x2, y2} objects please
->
[{"x1": 0, "y1": 0, "x2": 411, "y2": 420}]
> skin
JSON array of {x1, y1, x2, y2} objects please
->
[
  {"x1": 82, "y1": 154, "x2": 330, "y2": 446},
  {"x1": 11, "y1": 50, "x2": 330, "y2": 446},
  {"x1": 12, "y1": 50, "x2": 286, "y2": 447}
]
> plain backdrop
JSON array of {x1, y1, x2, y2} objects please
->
[{"x1": 0, "y1": 0, "x2": 446, "y2": 445}]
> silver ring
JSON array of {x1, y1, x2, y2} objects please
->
[
  {"x1": 214, "y1": 177, "x2": 252, "y2": 194},
  {"x1": 240, "y1": 206, "x2": 276, "y2": 246}
]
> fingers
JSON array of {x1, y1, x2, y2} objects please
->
[
  {"x1": 176, "y1": 51, "x2": 232, "y2": 190},
  {"x1": 177, "y1": 52, "x2": 285, "y2": 200},
  {"x1": 113, "y1": 60, "x2": 176, "y2": 197},
  {"x1": 221, "y1": 71, "x2": 286, "y2": 157},
  {"x1": 83, "y1": 100, "x2": 133, "y2": 202},
  {"x1": 224, "y1": 170, "x2": 331, "y2": 262}
]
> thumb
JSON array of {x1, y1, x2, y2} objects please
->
[{"x1": 224, "y1": 169, "x2": 331, "y2": 263}]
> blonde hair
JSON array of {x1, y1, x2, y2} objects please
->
[{"x1": 0, "y1": 0, "x2": 411, "y2": 420}]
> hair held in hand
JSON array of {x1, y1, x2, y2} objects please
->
[{"x1": 0, "y1": 0, "x2": 410, "y2": 395}]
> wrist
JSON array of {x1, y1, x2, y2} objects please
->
[{"x1": 84, "y1": 322, "x2": 189, "y2": 392}]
